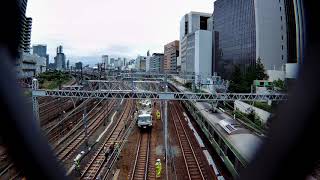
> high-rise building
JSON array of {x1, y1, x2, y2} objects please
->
[
  {"x1": 213, "y1": 0, "x2": 288, "y2": 79},
  {"x1": 33, "y1": 44, "x2": 47, "y2": 57},
  {"x1": 180, "y1": 12, "x2": 213, "y2": 83},
  {"x1": 136, "y1": 56, "x2": 147, "y2": 71},
  {"x1": 102, "y1": 55, "x2": 109, "y2": 69},
  {"x1": 75, "y1": 62, "x2": 83, "y2": 70},
  {"x1": 66, "y1": 60, "x2": 70, "y2": 69},
  {"x1": 23, "y1": 17, "x2": 32, "y2": 53},
  {"x1": 33, "y1": 44, "x2": 48, "y2": 68},
  {"x1": 17, "y1": 0, "x2": 28, "y2": 53},
  {"x1": 164, "y1": 40, "x2": 179, "y2": 73},
  {"x1": 110, "y1": 58, "x2": 115, "y2": 65},
  {"x1": 149, "y1": 53, "x2": 164, "y2": 73},
  {"x1": 54, "y1": 45, "x2": 66, "y2": 70}
]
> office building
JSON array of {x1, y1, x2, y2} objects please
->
[
  {"x1": 164, "y1": 40, "x2": 179, "y2": 73},
  {"x1": 66, "y1": 60, "x2": 70, "y2": 69},
  {"x1": 180, "y1": 12, "x2": 213, "y2": 83},
  {"x1": 136, "y1": 56, "x2": 147, "y2": 71},
  {"x1": 75, "y1": 62, "x2": 83, "y2": 70},
  {"x1": 54, "y1": 45, "x2": 66, "y2": 70},
  {"x1": 33, "y1": 44, "x2": 49, "y2": 70},
  {"x1": 33, "y1": 44, "x2": 47, "y2": 57},
  {"x1": 102, "y1": 55, "x2": 109, "y2": 69},
  {"x1": 149, "y1": 53, "x2": 164, "y2": 73},
  {"x1": 213, "y1": 0, "x2": 288, "y2": 79}
]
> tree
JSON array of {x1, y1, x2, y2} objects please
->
[
  {"x1": 256, "y1": 57, "x2": 269, "y2": 80},
  {"x1": 273, "y1": 79, "x2": 286, "y2": 91},
  {"x1": 228, "y1": 57, "x2": 269, "y2": 93},
  {"x1": 247, "y1": 109, "x2": 256, "y2": 122},
  {"x1": 229, "y1": 65, "x2": 247, "y2": 93}
]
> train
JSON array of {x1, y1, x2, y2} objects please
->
[{"x1": 137, "y1": 99, "x2": 153, "y2": 129}]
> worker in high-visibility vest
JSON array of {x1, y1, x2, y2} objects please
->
[
  {"x1": 155, "y1": 158, "x2": 162, "y2": 178},
  {"x1": 74, "y1": 159, "x2": 81, "y2": 176}
]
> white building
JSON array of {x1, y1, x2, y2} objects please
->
[
  {"x1": 255, "y1": 0, "x2": 288, "y2": 71},
  {"x1": 180, "y1": 12, "x2": 213, "y2": 83},
  {"x1": 16, "y1": 53, "x2": 46, "y2": 78}
]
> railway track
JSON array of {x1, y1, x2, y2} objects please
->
[
  {"x1": 170, "y1": 102, "x2": 206, "y2": 180},
  {"x1": 130, "y1": 131, "x2": 151, "y2": 180},
  {"x1": 81, "y1": 100, "x2": 134, "y2": 180},
  {"x1": 55, "y1": 100, "x2": 116, "y2": 163},
  {"x1": 0, "y1": 162, "x2": 21, "y2": 180}
]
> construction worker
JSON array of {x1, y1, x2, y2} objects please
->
[
  {"x1": 155, "y1": 159, "x2": 162, "y2": 178},
  {"x1": 74, "y1": 158, "x2": 81, "y2": 176}
]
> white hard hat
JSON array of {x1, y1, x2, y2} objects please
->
[{"x1": 156, "y1": 159, "x2": 160, "y2": 162}]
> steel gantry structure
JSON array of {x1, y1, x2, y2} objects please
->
[{"x1": 31, "y1": 78, "x2": 288, "y2": 121}]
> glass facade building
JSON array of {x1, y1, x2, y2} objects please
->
[{"x1": 214, "y1": 0, "x2": 256, "y2": 79}]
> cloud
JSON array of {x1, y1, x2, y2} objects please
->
[{"x1": 27, "y1": 0, "x2": 214, "y2": 65}]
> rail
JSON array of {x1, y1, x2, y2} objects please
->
[{"x1": 130, "y1": 132, "x2": 151, "y2": 180}]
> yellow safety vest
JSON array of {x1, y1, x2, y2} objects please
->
[{"x1": 155, "y1": 162, "x2": 162, "y2": 178}]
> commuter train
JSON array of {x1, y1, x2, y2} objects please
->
[{"x1": 137, "y1": 99, "x2": 153, "y2": 129}]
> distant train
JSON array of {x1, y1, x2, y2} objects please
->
[{"x1": 137, "y1": 99, "x2": 153, "y2": 129}]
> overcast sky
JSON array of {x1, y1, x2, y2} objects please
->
[{"x1": 27, "y1": 0, "x2": 213, "y2": 65}]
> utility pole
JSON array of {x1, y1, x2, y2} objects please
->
[
  {"x1": 80, "y1": 66, "x2": 83, "y2": 85},
  {"x1": 83, "y1": 105, "x2": 88, "y2": 146},
  {"x1": 32, "y1": 78, "x2": 40, "y2": 126},
  {"x1": 164, "y1": 73, "x2": 168, "y2": 180}
]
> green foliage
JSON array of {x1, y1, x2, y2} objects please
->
[
  {"x1": 253, "y1": 101, "x2": 272, "y2": 112},
  {"x1": 247, "y1": 110, "x2": 256, "y2": 122},
  {"x1": 234, "y1": 110, "x2": 265, "y2": 130},
  {"x1": 38, "y1": 71, "x2": 71, "y2": 89},
  {"x1": 184, "y1": 82, "x2": 192, "y2": 89},
  {"x1": 273, "y1": 79, "x2": 286, "y2": 91},
  {"x1": 229, "y1": 57, "x2": 269, "y2": 93},
  {"x1": 256, "y1": 57, "x2": 269, "y2": 80}
]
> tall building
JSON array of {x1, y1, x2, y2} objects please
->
[
  {"x1": 110, "y1": 58, "x2": 115, "y2": 65},
  {"x1": 136, "y1": 56, "x2": 147, "y2": 71},
  {"x1": 75, "y1": 62, "x2": 83, "y2": 70},
  {"x1": 180, "y1": 12, "x2": 213, "y2": 83},
  {"x1": 33, "y1": 44, "x2": 49, "y2": 68},
  {"x1": 17, "y1": 0, "x2": 28, "y2": 53},
  {"x1": 33, "y1": 44, "x2": 47, "y2": 57},
  {"x1": 213, "y1": 0, "x2": 288, "y2": 79},
  {"x1": 66, "y1": 60, "x2": 70, "y2": 69},
  {"x1": 54, "y1": 45, "x2": 66, "y2": 70},
  {"x1": 22, "y1": 17, "x2": 32, "y2": 53},
  {"x1": 164, "y1": 40, "x2": 179, "y2": 73},
  {"x1": 102, "y1": 55, "x2": 109, "y2": 68},
  {"x1": 149, "y1": 53, "x2": 164, "y2": 73}
]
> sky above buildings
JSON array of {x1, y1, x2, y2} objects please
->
[{"x1": 26, "y1": 0, "x2": 213, "y2": 65}]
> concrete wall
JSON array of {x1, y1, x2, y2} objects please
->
[
  {"x1": 195, "y1": 30, "x2": 212, "y2": 84},
  {"x1": 267, "y1": 70, "x2": 285, "y2": 81},
  {"x1": 234, "y1": 100, "x2": 271, "y2": 124},
  {"x1": 255, "y1": 0, "x2": 287, "y2": 70}
]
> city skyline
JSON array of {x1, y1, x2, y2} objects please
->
[{"x1": 26, "y1": 0, "x2": 214, "y2": 64}]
